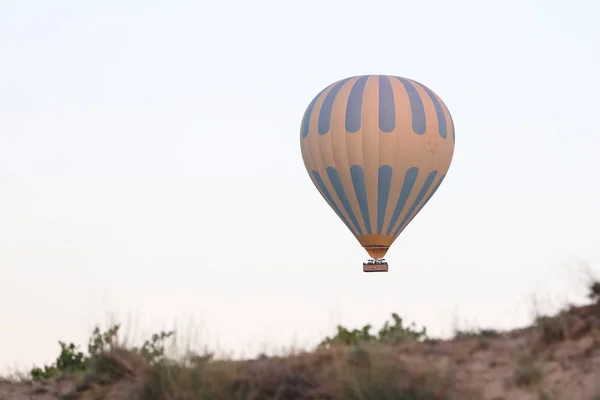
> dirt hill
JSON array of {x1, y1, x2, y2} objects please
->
[{"x1": 2, "y1": 298, "x2": 600, "y2": 400}]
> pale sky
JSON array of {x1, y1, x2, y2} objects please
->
[{"x1": 1, "y1": 0, "x2": 599, "y2": 371}]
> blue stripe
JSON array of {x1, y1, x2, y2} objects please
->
[
  {"x1": 385, "y1": 167, "x2": 419, "y2": 235},
  {"x1": 377, "y1": 165, "x2": 393, "y2": 234},
  {"x1": 394, "y1": 170, "x2": 438, "y2": 236},
  {"x1": 326, "y1": 167, "x2": 363, "y2": 236},
  {"x1": 312, "y1": 170, "x2": 356, "y2": 236},
  {"x1": 378, "y1": 75, "x2": 395, "y2": 133},
  {"x1": 345, "y1": 76, "x2": 369, "y2": 133},
  {"x1": 421, "y1": 174, "x2": 445, "y2": 209},
  {"x1": 395, "y1": 77, "x2": 426, "y2": 135},
  {"x1": 350, "y1": 165, "x2": 371, "y2": 234},
  {"x1": 318, "y1": 78, "x2": 352, "y2": 135},
  {"x1": 396, "y1": 174, "x2": 446, "y2": 235},
  {"x1": 415, "y1": 82, "x2": 447, "y2": 139},
  {"x1": 449, "y1": 110, "x2": 455, "y2": 142},
  {"x1": 301, "y1": 86, "x2": 328, "y2": 140}
]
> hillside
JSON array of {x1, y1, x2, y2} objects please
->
[{"x1": 2, "y1": 284, "x2": 600, "y2": 400}]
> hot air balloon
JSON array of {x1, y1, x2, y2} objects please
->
[{"x1": 299, "y1": 75, "x2": 455, "y2": 272}]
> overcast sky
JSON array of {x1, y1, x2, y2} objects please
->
[{"x1": 1, "y1": 0, "x2": 599, "y2": 371}]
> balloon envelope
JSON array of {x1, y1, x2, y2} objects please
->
[{"x1": 300, "y1": 75, "x2": 455, "y2": 259}]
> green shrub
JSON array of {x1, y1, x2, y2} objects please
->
[
  {"x1": 588, "y1": 281, "x2": 600, "y2": 303},
  {"x1": 30, "y1": 341, "x2": 87, "y2": 380},
  {"x1": 318, "y1": 313, "x2": 428, "y2": 349},
  {"x1": 30, "y1": 324, "x2": 175, "y2": 381},
  {"x1": 453, "y1": 328, "x2": 499, "y2": 339}
]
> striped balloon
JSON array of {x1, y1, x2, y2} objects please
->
[{"x1": 300, "y1": 75, "x2": 455, "y2": 260}]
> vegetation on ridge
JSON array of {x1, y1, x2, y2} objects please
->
[
  {"x1": 2, "y1": 280, "x2": 599, "y2": 400},
  {"x1": 25, "y1": 313, "x2": 453, "y2": 399}
]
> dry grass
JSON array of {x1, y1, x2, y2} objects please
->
[
  {"x1": 3, "y1": 281, "x2": 600, "y2": 399},
  {"x1": 110, "y1": 343, "x2": 463, "y2": 400}
]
